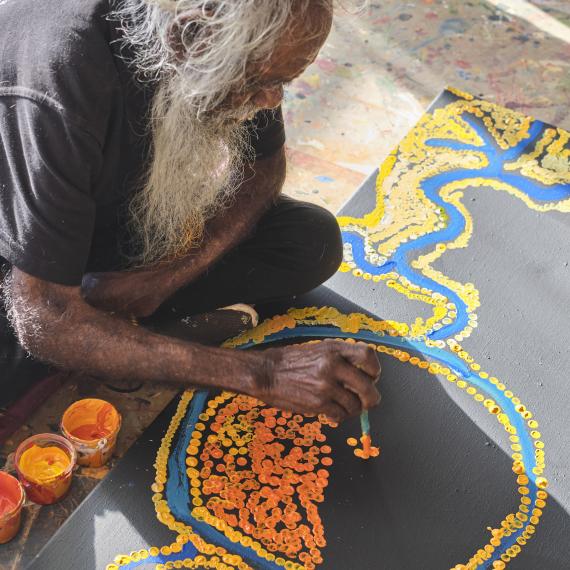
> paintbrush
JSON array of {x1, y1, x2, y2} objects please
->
[{"x1": 360, "y1": 410, "x2": 370, "y2": 438}]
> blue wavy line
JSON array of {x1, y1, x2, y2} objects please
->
[
  {"x1": 341, "y1": 113, "x2": 570, "y2": 341},
  {"x1": 237, "y1": 324, "x2": 540, "y2": 569}
]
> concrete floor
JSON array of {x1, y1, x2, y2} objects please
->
[{"x1": 282, "y1": 0, "x2": 570, "y2": 212}]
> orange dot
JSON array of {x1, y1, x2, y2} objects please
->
[
  {"x1": 346, "y1": 438, "x2": 358, "y2": 447},
  {"x1": 321, "y1": 457, "x2": 333, "y2": 466}
]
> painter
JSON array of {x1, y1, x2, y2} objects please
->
[{"x1": 0, "y1": 1, "x2": 381, "y2": 426}]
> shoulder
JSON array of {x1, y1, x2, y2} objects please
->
[{"x1": 0, "y1": 0, "x2": 123, "y2": 143}]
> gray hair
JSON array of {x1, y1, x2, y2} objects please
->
[{"x1": 111, "y1": 0, "x2": 331, "y2": 117}]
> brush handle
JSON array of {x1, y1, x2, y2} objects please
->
[{"x1": 360, "y1": 410, "x2": 370, "y2": 435}]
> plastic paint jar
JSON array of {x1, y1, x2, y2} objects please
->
[
  {"x1": 15, "y1": 434, "x2": 76, "y2": 505},
  {"x1": 61, "y1": 399, "x2": 122, "y2": 468},
  {"x1": 0, "y1": 471, "x2": 25, "y2": 543}
]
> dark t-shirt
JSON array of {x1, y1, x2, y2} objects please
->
[{"x1": 0, "y1": 0, "x2": 285, "y2": 286}]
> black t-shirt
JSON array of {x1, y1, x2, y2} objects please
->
[{"x1": 0, "y1": 0, "x2": 285, "y2": 286}]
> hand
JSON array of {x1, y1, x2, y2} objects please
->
[
  {"x1": 81, "y1": 270, "x2": 163, "y2": 317},
  {"x1": 257, "y1": 340, "x2": 381, "y2": 422}
]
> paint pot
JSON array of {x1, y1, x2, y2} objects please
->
[
  {"x1": 61, "y1": 399, "x2": 121, "y2": 468},
  {"x1": 15, "y1": 434, "x2": 76, "y2": 505},
  {"x1": 0, "y1": 471, "x2": 25, "y2": 543}
]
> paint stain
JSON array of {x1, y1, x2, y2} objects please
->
[
  {"x1": 316, "y1": 58, "x2": 336, "y2": 72},
  {"x1": 315, "y1": 175, "x2": 334, "y2": 183},
  {"x1": 440, "y1": 18, "x2": 469, "y2": 36}
]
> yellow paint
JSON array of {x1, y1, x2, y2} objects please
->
[
  {"x1": 18, "y1": 445, "x2": 70, "y2": 484},
  {"x1": 107, "y1": 91, "x2": 558, "y2": 569},
  {"x1": 339, "y1": 91, "x2": 570, "y2": 340},
  {"x1": 107, "y1": 309, "x2": 548, "y2": 568}
]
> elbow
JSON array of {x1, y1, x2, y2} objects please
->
[
  {"x1": 3, "y1": 276, "x2": 68, "y2": 362},
  {"x1": 3, "y1": 268, "x2": 86, "y2": 368},
  {"x1": 7, "y1": 300, "x2": 52, "y2": 359}
]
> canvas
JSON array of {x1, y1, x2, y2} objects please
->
[{"x1": 29, "y1": 89, "x2": 570, "y2": 570}]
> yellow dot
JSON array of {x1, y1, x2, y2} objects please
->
[{"x1": 536, "y1": 477, "x2": 548, "y2": 489}]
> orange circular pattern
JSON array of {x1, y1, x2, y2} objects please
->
[{"x1": 187, "y1": 394, "x2": 338, "y2": 569}]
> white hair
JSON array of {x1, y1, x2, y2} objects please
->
[
  {"x1": 127, "y1": 76, "x2": 254, "y2": 266},
  {"x1": 111, "y1": 0, "x2": 330, "y2": 118}
]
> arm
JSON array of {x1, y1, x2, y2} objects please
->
[
  {"x1": 6, "y1": 267, "x2": 381, "y2": 421},
  {"x1": 82, "y1": 147, "x2": 287, "y2": 317}
]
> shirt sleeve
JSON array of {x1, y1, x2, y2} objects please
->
[
  {"x1": 246, "y1": 106, "x2": 286, "y2": 159},
  {"x1": 0, "y1": 92, "x2": 102, "y2": 286}
]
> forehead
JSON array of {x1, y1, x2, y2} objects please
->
[{"x1": 255, "y1": 8, "x2": 332, "y2": 82}]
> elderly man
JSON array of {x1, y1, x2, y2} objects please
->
[{"x1": 0, "y1": 0, "x2": 380, "y2": 422}]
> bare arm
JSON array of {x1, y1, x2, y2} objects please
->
[
  {"x1": 82, "y1": 147, "x2": 287, "y2": 317},
  {"x1": 6, "y1": 267, "x2": 381, "y2": 422},
  {"x1": 8, "y1": 268, "x2": 261, "y2": 389}
]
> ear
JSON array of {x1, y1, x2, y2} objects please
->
[{"x1": 167, "y1": 10, "x2": 214, "y2": 62}]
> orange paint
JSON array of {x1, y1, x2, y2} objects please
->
[
  {"x1": 0, "y1": 472, "x2": 25, "y2": 544},
  {"x1": 353, "y1": 434, "x2": 381, "y2": 460},
  {"x1": 187, "y1": 394, "x2": 334, "y2": 568},
  {"x1": 61, "y1": 399, "x2": 121, "y2": 467},
  {"x1": 15, "y1": 434, "x2": 76, "y2": 505}
]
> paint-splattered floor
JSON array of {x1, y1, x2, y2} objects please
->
[
  {"x1": 2, "y1": 1, "x2": 570, "y2": 567},
  {"x1": 283, "y1": 0, "x2": 570, "y2": 212}
]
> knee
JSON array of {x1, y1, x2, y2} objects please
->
[{"x1": 295, "y1": 203, "x2": 343, "y2": 290}]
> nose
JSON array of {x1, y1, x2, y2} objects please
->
[{"x1": 252, "y1": 85, "x2": 284, "y2": 110}]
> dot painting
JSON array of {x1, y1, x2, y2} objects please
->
[{"x1": 106, "y1": 88, "x2": 570, "y2": 570}]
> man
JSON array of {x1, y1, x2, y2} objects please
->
[{"x1": 0, "y1": 0, "x2": 381, "y2": 422}]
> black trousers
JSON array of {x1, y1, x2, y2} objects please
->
[{"x1": 0, "y1": 196, "x2": 343, "y2": 407}]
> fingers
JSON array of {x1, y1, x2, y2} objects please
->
[
  {"x1": 321, "y1": 401, "x2": 348, "y2": 424},
  {"x1": 331, "y1": 384, "x2": 362, "y2": 418},
  {"x1": 336, "y1": 360, "x2": 381, "y2": 410},
  {"x1": 334, "y1": 342, "x2": 381, "y2": 381}
]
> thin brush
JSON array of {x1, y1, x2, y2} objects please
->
[{"x1": 360, "y1": 410, "x2": 370, "y2": 436}]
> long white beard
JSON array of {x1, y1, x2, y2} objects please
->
[{"x1": 128, "y1": 77, "x2": 257, "y2": 266}]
